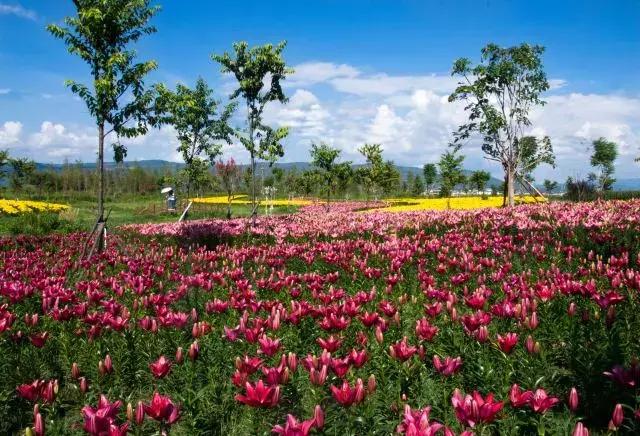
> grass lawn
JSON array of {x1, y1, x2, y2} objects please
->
[{"x1": 0, "y1": 194, "x2": 301, "y2": 235}]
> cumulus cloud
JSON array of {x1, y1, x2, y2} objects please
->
[
  {"x1": 4, "y1": 62, "x2": 639, "y2": 180},
  {"x1": 264, "y1": 89, "x2": 330, "y2": 140},
  {"x1": 0, "y1": 120, "x2": 22, "y2": 146},
  {"x1": 0, "y1": 3, "x2": 37, "y2": 20},
  {"x1": 288, "y1": 62, "x2": 360, "y2": 87}
]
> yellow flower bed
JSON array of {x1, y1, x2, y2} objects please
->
[
  {"x1": 191, "y1": 195, "x2": 311, "y2": 207},
  {"x1": 0, "y1": 199, "x2": 70, "y2": 215},
  {"x1": 374, "y1": 195, "x2": 544, "y2": 212}
]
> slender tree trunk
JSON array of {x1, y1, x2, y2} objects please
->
[
  {"x1": 250, "y1": 153, "x2": 257, "y2": 224},
  {"x1": 95, "y1": 122, "x2": 106, "y2": 252},
  {"x1": 507, "y1": 166, "x2": 515, "y2": 207},
  {"x1": 502, "y1": 175, "x2": 508, "y2": 207}
]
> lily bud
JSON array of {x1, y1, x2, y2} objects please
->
[
  {"x1": 135, "y1": 401, "x2": 145, "y2": 425},
  {"x1": 375, "y1": 326, "x2": 384, "y2": 344},
  {"x1": 612, "y1": 403, "x2": 624, "y2": 428},
  {"x1": 79, "y1": 377, "x2": 88, "y2": 393},
  {"x1": 71, "y1": 362, "x2": 80, "y2": 380},
  {"x1": 189, "y1": 340, "x2": 199, "y2": 361},
  {"x1": 126, "y1": 402, "x2": 134, "y2": 422},
  {"x1": 175, "y1": 346, "x2": 184, "y2": 364},
  {"x1": 313, "y1": 405, "x2": 324, "y2": 429},
  {"x1": 573, "y1": 422, "x2": 589, "y2": 436},
  {"x1": 367, "y1": 374, "x2": 377, "y2": 393},
  {"x1": 568, "y1": 387, "x2": 579, "y2": 412},
  {"x1": 34, "y1": 412, "x2": 44, "y2": 436}
]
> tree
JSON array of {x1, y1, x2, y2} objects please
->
[
  {"x1": 333, "y1": 162, "x2": 353, "y2": 199},
  {"x1": 216, "y1": 158, "x2": 241, "y2": 219},
  {"x1": 411, "y1": 173, "x2": 425, "y2": 197},
  {"x1": 296, "y1": 170, "x2": 321, "y2": 197},
  {"x1": 449, "y1": 43, "x2": 554, "y2": 207},
  {"x1": 310, "y1": 143, "x2": 344, "y2": 208},
  {"x1": 565, "y1": 176, "x2": 595, "y2": 202},
  {"x1": 48, "y1": 0, "x2": 159, "y2": 250},
  {"x1": 355, "y1": 143, "x2": 385, "y2": 201},
  {"x1": 438, "y1": 146, "x2": 466, "y2": 206},
  {"x1": 154, "y1": 78, "x2": 235, "y2": 197},
  {"x1": 543, "y1": 179, "x2": 558, "y2": 194},
  {"x1": 8, "y1": 157, "x2": 36, "y2": 191},
  {"x1": 0, "y1": 150, "x2": 8, "y2": 186},
  {"x1": 380, "y1": 161, "x2": 401, "y2": 195},
  {"x1": 213, "y1": 41, "x2": 292, "y2": 222},
  {"x1": 423, "y1": 163, "x2": 438, "y2": 196},
  {"x1": 589, "y1": 137, "x2": 618, "y2": 192},
  {"x1": 469, "y1": 170, "x2": 491, "y2": 198}
]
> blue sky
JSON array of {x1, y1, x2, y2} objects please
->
[{"x1": 0, "y1": 0, "x2": 639, "y2": 180}]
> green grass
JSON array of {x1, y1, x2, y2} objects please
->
[{"x1": 0, "y1": 193, "x2": 301, "y2": 235}]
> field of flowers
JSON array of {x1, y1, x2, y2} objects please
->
[
  {"x1": 378, "y1": 196, "x2": 542, "y2": 212},
  {"x1": 0, "y1": 199, "x2": 69, "y2": 215},
  {"x1": 1, "y1": 200, "x2": 640, "y2": 435},
  {"x1": 192, "y1": 195, "x2": 312, "y2": 207}
]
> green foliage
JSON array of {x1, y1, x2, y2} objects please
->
[
  {"x1": 355, "y1": 144, "x2": 399, "y2": 199},
  {"x1": 154, "y1": 78, "x2": 235, "y2": 196},
  {"x1": 310, "y1": 143, "x2": 353, "y2": 205},
  {"x1": 8, "y1": 157, "x2": 36, "y2": 191},
  {"x1": 47, "y1": 0, "x2": 160, "y2": 225},
  {"x1": 213, "y1": 41, "x2": 292, "y2": 214},
  {"x1": 590, "y1": 137, "x2": 618, "y2": 191},
  {"x1": 411, "y1": 173, "x2": 425, "y2": 197},
  {"x1": 47, "y1": 0, "x2": 159, "y2": 142},
  {"x1": 0, "y1": 149, "x2": 8, "y2": 184},
  {"x1": 0, "y1": 212, "x2": 82, "y2": 236},
  {"x1": 438, "y1": 146, "x2": 466, "y2": 199},
  {"x1": 422, "y1": 163, "x2": 438, "y2": 195},
  {"x1": 296, "y1": 169, "x2": 322, "y2": 197},
  {"x1": 449, "y1": 42, "x2": 554, "y2": 206},
  {"x1": 469, "y1": 170, "x2": 491, "y2": 197},
  {"x1": 543, "y1": 179, "x2": 558, "y2": 194}
]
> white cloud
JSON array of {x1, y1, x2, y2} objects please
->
[
  {"x1": 549, "y1": 79, "x2": 567, "y2": 90},
  {"x1": 331, "y1": 73, "x2": 458, "y2": 96},
  {"x1": 0, "y1": 88, "x2": 11, "y2": 95},
  {"x1": 3, "y1": 62, "x2": 639, "y2": 180},
  {"x1": 0, "y1": 3, "x2": 37, "y2": 20},
  {"x1": 0, "y1": 121, "x2": 22, "y2": 146},
  {"x1": 26, "y1": 121, "x2": 96, "y2": 159},
  {"x1": 288, "y1": 62, "x2": 360, "y2": 87},
  {"x1": 264, "y1": 89, "x2": 330, "y2": 140}
]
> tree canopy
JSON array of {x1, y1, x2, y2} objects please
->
[{"x1": 449, "y1": 43, "x2": 554, "y2": 206}]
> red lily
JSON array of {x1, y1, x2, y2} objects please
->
[
  {"x1": 143, "y1": 392, "x2": 180, "y2": 424},
  {"x1": 389, "y1": 337, "x2": 417, "y2": 362},
  {"x1": 451, "y1": 389, "x2": 504, "y2": 428},
  {"x1": 509, "y1": 384, "x2": 533, "y2": 408},
  {"x1": 317, "y1": 335, "x2": 342, "y2": 352},
  {"x1": 81, "y1": 394, "x2": 123, "y2": 435},
  {"x1": 529, "y1": 388, "x2": 560, "y2": 413},
  {"x1": 330, "y1": 378, "x2": 366, "y2": 407},
  {"x1": 433, "y1": 356, "x2": 463, "y2": 376},
  {"x1": 396, "y1": 404, "x2": 444, "y2": 435},
  {"x1": 149, "y1": 355, "x2": 172, "y2": 379},
  {"x1": 496, "y1": 333, "x2": 518, "y2": 354},
  {"x1": 235, "y1": 380, "x2": 281, "y2": 408},
  {"x1": 272, "y1": 405, "x2": 324, "y2": 436}
]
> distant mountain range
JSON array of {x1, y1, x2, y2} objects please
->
[{"x1": 15, "y1": 160, "x2": 640, "y2": 192}]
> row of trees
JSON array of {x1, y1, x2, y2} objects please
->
[{"x1": 0, "y1": 136, "x2": 621, "y2": 203}]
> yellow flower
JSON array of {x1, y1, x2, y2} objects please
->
[
  {"x1": 191, "y1": 195, "x2": 311, "y2": 207},
  {"x1": 369, "y1": 195, "x2": 544, "y2": 212},
  {"x1": 0, "y1": 199, "x2": 69, "y2": 215}
]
